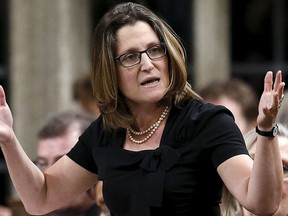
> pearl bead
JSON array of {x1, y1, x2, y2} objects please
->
[{"x1": 127, "y1": 106, "x2": 170, "y2": 144}]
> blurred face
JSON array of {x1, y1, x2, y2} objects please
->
[
  {"x1": 36, "y1": 124, "x2": 96, "y2": 213},
  {"x1": 273, "y1": 136, "x2": 288, "y2": 216},
  {"x1": 207, "y1": 96, "x2": 252, "y2": 134},
  {"x1": 249, "y1": 136, "x2": 288, "y2": 216},
  {"x1": 115, "y1": 21, "x2": 170, "y2": 109},
  {"x1": 36, "y1": 127, "x2": 80, "y2": 170}
]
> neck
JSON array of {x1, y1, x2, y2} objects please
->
[
  {"x1": 132, "y1": 105, "x2": 168, "y2": 129},
  {"x1": 127, "y1": 106, "x2": 170, "y2": 144}
]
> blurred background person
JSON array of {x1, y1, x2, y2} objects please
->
[
  {"x1": 221, "y1": 123, "x2": 288, "y2": 216},
  {"x1": 72, "y1": 74, "x2": 100, "y2": 118},
  {"x1": 34, "y1": 110, "x2": 101, "y2": 216},
  {"x1": 277, "y1": 90, "x2": 288, "y2": 128},
  {"x1": 72, "y1": 73, "x2": 109, "y2": 216},
  {"x1": 199, "y1": 78, "x2": 269, "y2": 216},
  {"x1": 245, "y1": 87, "x2": 288, "y2": 216},
  {"x1": 4, "y1": 110, "x2": 102, "y2": 216},
  {"x1": 199, "y1": 78, "x2": 258, "y2": 135},
  {"x1": 0, "y1": 206, "x2": 11, "y2": 216},
  {"x1": 245, "y1": 124, "x2": 288, "y2": 216}
]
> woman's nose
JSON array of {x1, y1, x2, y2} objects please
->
[{"x1": 140, "y1": 53, "x2": 154, "y2": 71}]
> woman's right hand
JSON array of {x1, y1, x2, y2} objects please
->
[
  {"x1": 0, "y1": 86, "x2": 14, "y2": 147},
  {"x1": 256, "y1": 71, "x2": 285, "y2": 130}
]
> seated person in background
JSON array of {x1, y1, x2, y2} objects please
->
[
  {"x1": 34, "y1": 110, "x2": 101, "y2": 216},
  {"x1": 0, "y1": 206, "x2": 12, "y2": 216},
  {"x1": 243, "y1": 123, "x2": 288, "y2": 216},
  {"x1": 72, "y1": 74, "x2": 100, "y2": 118},
  {"x1": 199, "y1": 79, "x2": 284, "y2": 216},
  {"x1": 73, "y1": 74, "x2": 109, "y2": 215},
  {"x1": 277, "y1": 89, "x2": 288, "y2": 127},
  {"x1": 199, "y1": 78, "x2": 258, "y2": 134},
  {"x1": 221, "y1": 123, "x2": 288, "y2": 216}
]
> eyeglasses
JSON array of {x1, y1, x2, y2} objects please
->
[
  {"x1": 284, "y1": 164, "x2": 288, "y2": 177},
  {"x1": 114, "y1": 43, "x2": 167, "y2": 68}
]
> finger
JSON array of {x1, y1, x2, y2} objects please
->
[
  {"x1": 264, "y1": 71, "x2": 273, "y2": 92},
  {"x1": 273, "y1": 70, "x2": 282, "y2": 91},
  {"x1": 274, "y1": 82, "x2": 285, "y2": 110},
  {"x1": 0, "y1": 86, "x2": 7, "y2": 106},
  {"x1": 273, "y1": 91, "x2": 280, "y2": 106},
  {"x1": 278, "y1": 82, "x2": 285, "y2": 100}
]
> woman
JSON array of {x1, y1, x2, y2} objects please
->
[
  {"x1": 0, "y1": 2, "x2": 285, "y2": 216},
  {"x1": 244, "y1": 124, "x2": 288, "y2": 216}
]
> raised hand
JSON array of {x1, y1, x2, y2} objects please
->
[
  {"x1": 0, "y1": 86, "x2": 14, "y2": 146},
  {"x1": 257, "y1": 70, "x2": 285, "y2": 130}
]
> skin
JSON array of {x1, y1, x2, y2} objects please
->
[
  {"x1": 246, "y1": 136, "x2": 288, "y2": 216},
  {"x1": 0, "y1": 206, "x2": 12, "y2": 216},
  {"x1": 115, "y1": 21, "x2": 170, "y2": 151},
  {"x1": 95, "y1": 181, "x2": 110, "y2": 216},
  {"x1": 276, "y1": 136, "x2": 288, "y2": 216},
  {"x1": 116, "y1": 21, "x2": 170, "y2": 108},
  {"x1": 0, "y1": 20, "x2": 285, "y2": 215},
  {"x1": 217, "y1": 71, "x2": 285, "y2": 214},
  {"x1": 36, "y1": 124, "x2": 96, "y2": 215}
]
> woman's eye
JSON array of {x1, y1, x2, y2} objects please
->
[
  {"x1": 123, "y1": 53, "x2": 138, "y2": 62},
  {"x1": 149, "y1": 46, "x2": 161, "y2": 54}
]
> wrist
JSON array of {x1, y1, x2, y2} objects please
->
[{"x1": 256, "y1": 124, "x2": 279, "y2": 137}]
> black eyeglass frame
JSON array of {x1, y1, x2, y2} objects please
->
[{"x1": 114, "y1": 43, "x2": 167, "y2": 68}]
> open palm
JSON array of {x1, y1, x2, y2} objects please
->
[{"x1": 257, "y1": 71, "x2": 285, "y2": 130}]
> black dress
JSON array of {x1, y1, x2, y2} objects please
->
[{"x1": 67, "y1": 100, "x2": 248, "y2": 216}]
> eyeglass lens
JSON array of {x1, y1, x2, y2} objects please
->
[{"x1": 117, "y1": 43, "x2": 166, "y2": 68}]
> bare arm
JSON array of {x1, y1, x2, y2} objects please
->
[
  {"x1": 0, "y1": 86, "x2": 98, "y2": 215},
  {"x1": 218, "y1": 71, "x2": 285, "y2": 215}
]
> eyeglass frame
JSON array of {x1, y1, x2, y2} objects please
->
[{"x1": 114, "y1": 43, "x2": 167, "y2": 68}]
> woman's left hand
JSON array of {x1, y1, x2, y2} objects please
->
[{"x1": 257, "y1": 70, "x2": 285, "y2": 130}]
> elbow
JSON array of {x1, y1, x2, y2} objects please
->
[
  {"x1": 251, "y1": 204, "x2": 279, "y2": 216},
  {"x1": 23, "y1": 202, "x2": 52, "y2": 215},
  {"x1": 25, "y1": 208, "x2": 46, "y2": 215},
  {"x1": 25, "y1": 209, "x2": 44, "y2": 216},
  {"x1": 253, "y1": 182, "x2": 283, "y2": 215},
  {"x1": 247, "y1": 197, "x2": 281, "y2": 216},
  {"x1": 25, "y1": 207, "x2": 51, "y2": 215}
]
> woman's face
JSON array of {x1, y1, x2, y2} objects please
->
[{"x1": 115, "y1": 21, "x2": 169, "y2": 109}]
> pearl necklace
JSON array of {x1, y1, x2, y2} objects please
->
[{"x1": 127, "y1": 106, "x2": 170, "y2": 144}]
